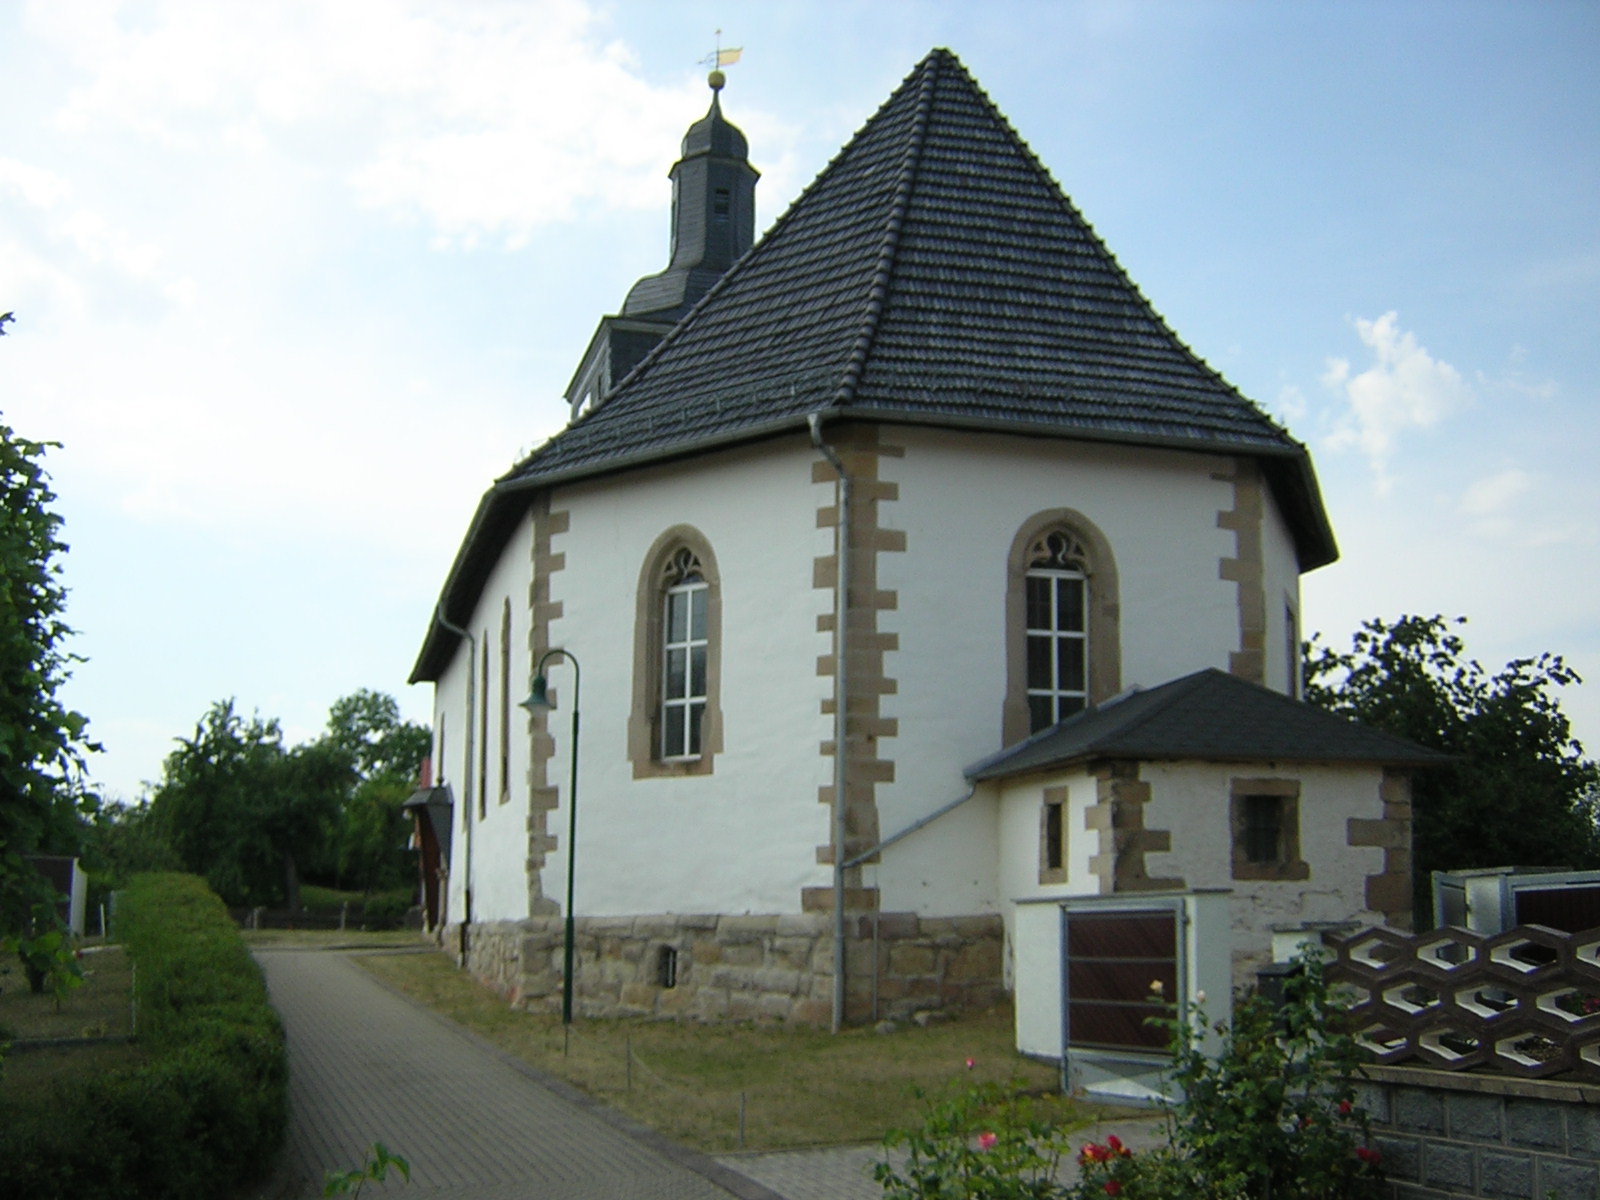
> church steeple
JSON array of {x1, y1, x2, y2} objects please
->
[
  {"x1": 564, "y1": 72, "x2": 759, "y2": 417},
  {"x1": 622, "y1": 72, "x2": 760, "y2": 321}
]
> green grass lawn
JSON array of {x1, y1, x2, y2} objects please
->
[{"x1": 352, "y1": 946, "x2": 1123, "y2": 1153}]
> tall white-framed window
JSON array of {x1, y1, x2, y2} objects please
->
[
  {"x1": 660, "y1": 548, "x2": 708, "y2": 760},
  {"x1": 1025, "y1": 530, "x2": 1089, "y2": 732}
]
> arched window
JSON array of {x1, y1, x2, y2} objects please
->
[
  {"x1": 660, "y1": 548, "x2": 708, "y2": 760},
  {"x1": 1005, "y1": 511, "x2": 1121, "y2": 744},
  {"x1": 630, "y1": 528, "x2": 722, "y2": 777},
  {"x1": 1025, "y1": 529, "x2": 1090, "y2": 731}
]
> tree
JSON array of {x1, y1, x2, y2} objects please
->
[
  {"x1": 1305, "y1": 615, "x2": 1600, "y2": 913},
  {"x1": 148, "y1": 700, "x2": 351, "y2": 909},
  {"x1": 0, "y1": 403, "x2": 97, "y2": 951},
  {"x1": 324, "y1": 690, "x2": 429, "y2": 897},
  {"x1": 325, "y1": 689, "x2": 430, "y2": 783}
]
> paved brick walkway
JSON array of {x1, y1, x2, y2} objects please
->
[
  {"x1": 248, "y1": 949, "x2": 780, "y2": 1200},
  {"x1": 248, "y1": 946, "x2": 1165, "y2": 1200}
]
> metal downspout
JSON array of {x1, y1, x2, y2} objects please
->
[
  {"x1": 435, "y1": 604, "x2": 476, "y2": 966},
  {"x1": 808, "y1": 413, "x2": 851, "y2": 1034}
]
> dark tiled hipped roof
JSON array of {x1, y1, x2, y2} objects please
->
[
  {"x1": 503, "y1": 48, "x2": 1317, "y2": 488},
  {"x1": 412, "y1": 49, "x2": 1337, "y2": 682},
  {"x1": 966, "y1": 670, "x2": 1449, "y2": 781}
]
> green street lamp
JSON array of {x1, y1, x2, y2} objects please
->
[{"x1": 519, "y1": 648, "x2": 581, "y2": 1025}]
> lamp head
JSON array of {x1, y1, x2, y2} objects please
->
[{"x1": 518, "y1": 673, "x2": 554, "y2": 714}]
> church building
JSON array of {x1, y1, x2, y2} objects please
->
[{"x1": 409, "y1": 49, "x2": 1432, "y2": 1031}]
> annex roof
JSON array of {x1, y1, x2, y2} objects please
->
[
  {"x1": 965, "y1": 669, "x2": 1449, "y2": 782},
  {"x1": 413, "y1": 49, "x2": 1336, "y2": 682}
]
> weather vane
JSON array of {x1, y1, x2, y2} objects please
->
[{"x1": 701, "y1": 28, "x2": 742, "y2": 83}]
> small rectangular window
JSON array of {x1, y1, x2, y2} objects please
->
[
  {"x1": 657, "y1": 945, "x2": 678, "y2": 988},
  {"x1": 1230, "y1": 779, "x2": 1308, "y2": 882},
  {"x1": 713, "y1": 188, "x2": 730, "y2": 219}
]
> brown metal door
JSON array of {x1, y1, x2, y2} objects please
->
[{"x1": 1064, "y1": 908, "x2": 1179, "y2": 1052}]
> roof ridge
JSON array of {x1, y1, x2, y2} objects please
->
[{"x1": 832, "y1": 49, "x2": 943, "y2": 408}]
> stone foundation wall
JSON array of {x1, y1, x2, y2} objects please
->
[
  {"x1": 1357, "y1": 1066, "x2": 1600, "y2": 1199},
  {"x1": 444, "y1": 910, "x2": 1006, "y2": 1026}
]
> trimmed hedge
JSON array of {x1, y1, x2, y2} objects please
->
[{"x1": 0, "y1": 873, "x2": 287, "y2": 1199}]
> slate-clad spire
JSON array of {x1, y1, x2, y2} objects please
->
[
  {"x1": 563, "y1": 73, "x2": 759, "y2": 416},
  {"x1": 623, "y1": 75, "x2": 760, "y2": 322}
]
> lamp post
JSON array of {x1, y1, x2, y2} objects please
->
[{"x1": 519, "y1": 649, "x2": 581, "y2": 1025}]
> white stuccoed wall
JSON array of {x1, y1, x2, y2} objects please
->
[
  {"x1": 428, "y1": 425, "x2": 1314, "y2": 932},
  {"x1": 871, "y1": 429, "x2": 1290, "y2": 918},
  {"x1": 1261, "y1": 491, "x2": 1305, "y2": 696},
  {"x1": 538, "y1": 438, "x2": 835, "y2": 918},
  {"x1": 434, "y1": 507, "x2": 537, "y2": 924},
  {"x1": 1138, "y1": 760, "x2": 1390, "y2": 934},
  {"x1": 990, "y1": 772, "x2": 1102, "y2": 987}
]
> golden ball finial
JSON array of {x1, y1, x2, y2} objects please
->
[{"x1": 708, "y1": 68, "x2": 726, "y2": 91}]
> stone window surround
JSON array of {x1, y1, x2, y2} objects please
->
[
  {"x1": 1229, "y1": 777, "x2": 1309, "y2": 882},
  {"x1": 1003, "y1": 509, "x2": 1121, "y2": 748},
  {"x1": 629, "y1": 525, "x2": 723, "y2": 779}
]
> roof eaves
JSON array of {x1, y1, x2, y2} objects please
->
[
  {"x1": 409, "y1": 488, "x2": 525, "y2": 684},
  {"x1": 496, "y1": 412, "x2": 823, "y2": 496},
  {"x1": 835, "y1": 404, "x2": 1307, "y2": 460}
]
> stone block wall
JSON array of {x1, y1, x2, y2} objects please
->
[
  {"x1": 1357, "y1": 1065, "x2": 1600, "y2": 1199},
  {"x1": 443, "y1": 909, "x2": 1007, "y2": 1026}
]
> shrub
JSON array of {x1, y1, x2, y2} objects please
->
[
  {"x1": 878, "y1": 948, "x2": 1384, "y2": 1200},
  {"x1": 0, "y1": 872, "x2": 287, "y2": 1199}
]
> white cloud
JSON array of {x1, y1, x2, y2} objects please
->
[
  {"x1": 1457, "y1": 466, "x2": 1533, "y2": 538},
  {"x1": 24, "y1": 0, "x2": 758, "y2": 248},
  {"x1": 1322, "y1": 311, "x2": 1472, "y2": 486}
]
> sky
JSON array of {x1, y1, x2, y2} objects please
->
[{"x1": 2, "y1": 0, "x2": 1597, "y2": 803}]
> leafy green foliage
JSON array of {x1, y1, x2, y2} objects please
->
[
  {"x1": 325, "y1": 690, "x2": 430, "y2": 897},
  {"x1": 876, "y1": 1076, "x2": 1071, "y2": 1199},
  {"x1": 0, "y1": 413, "x2": 97, "y2": 942},
  {"x1": 877, "y1": 952, "x2": 1383, "y2": 1200},
  {"x1": 0, "y1": 873, "x2": 288, "y2": 1199},
  {"x1": 323, "y1": 1141, "x2": 412, "y2": 1197},
  {"x1": 1113, "y1": 951, "x2": 1384, "y2": 1200},
  {"x1": 142, "y1": 690, "x2": 427, "y2": 908},
  {"x1": 147, "y1": 700, "x2": 351, "y2": 908},
  {"x1": 1, "y1": 900, "x2": 82, "y2": 1004},
  {"x1": 1305, "y1": 615, "x2": 1600, "y2": 903}
]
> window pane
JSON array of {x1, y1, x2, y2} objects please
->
[
  {"x1": 688, "y1": 702, "x2": 704, "y2": 755},
  {"x1": 690, "y1": 587, "x2": 707, "y2": 641},
  {"x1": 1027, "y1": 635, "x2": 1052, "y2": 689},
  {"x1": 1059, "y1": 638, "x2": 1086, "y2": 693},
  {"x1": 1029, "y1": 695, "x2": 1053, "y2": 733},
  {"x1": 663, "y1": 705, "x2": 685, "y2": 758},
  {"x1": 1244, "y1": 796, "x2": 1282, "y2": 863},
  {"x1": 667, "y1": 590, "x2": 687, "y2": 643},
  {"x1": 1058, "y1": 577, "x2": 1085, "y2": 632},
  {"x1": 1026, "y1": 575, "x2": 1052, "y2": 630},
  {"x1": 1059, "y1": 695, "x2": 1086, "y2": 719},
  {"x1": 1045, "y1": 802, "x2": 1063, "y2": 870},
  {"x1": 690, "y1": 645, "x2": 707, "y2": 697},
  {"x1": 666, "y1": 648, "x2": 686, "y2": 700}
]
